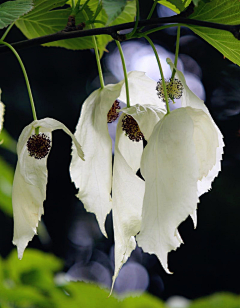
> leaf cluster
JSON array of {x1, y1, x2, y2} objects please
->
[{"x1": 0, "y1": 249, "x2": 239, "y2": 307}]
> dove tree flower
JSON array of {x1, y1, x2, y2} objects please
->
[
  {"x1": 70, "y1": 71, "x2": 166, "y2": 237},
  {"x1": 70, "y1": 72, "x2": 166, "y2": 287},
  {"x1": 136, "y1": 59, "x2": 224, "y2": 273},
  {"x1": 12, "y1": 118, "x2": 84, "y2": 260}
]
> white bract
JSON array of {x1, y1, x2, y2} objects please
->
[
  {"x1": 111, "y1": 103, "x2": 165, "y2": 288},
  {"x1": 12, "y1": 118, "x2": 84, "y2": 260},
  {"x1": 136, "y1": 59, "x2": 224, "y2": 273},
  {"x1": 0, "y1": 89, "x2": 5, "y2": 134},
  {"x1": 70, "y1": 72, "x2": 166, "y2": 288},
  {"x1": 70, "y1": 62, "x2": 223, "y2": 286}
]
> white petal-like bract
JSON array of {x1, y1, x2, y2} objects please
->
[
  {"x1": 70, "y1": 83, "x2": 123, "y2": 237},
  {"x1": 0, "y1": 89, "x2": 5, "y2": 134},
  {"x1": 111, "y1": 113, "x2": 145, "y2": 290},
  {"x1": 166, "y1": 58, "x2": 224, "y2": 198},
  {"x1": 118, "y1": 71, "x2": 164, "y2": 107},
  {"x1": 12, "y1": 118, "x2": 83, "y2": 259},
  {"x1": 111, "y1": 104, "x2": 166, "y2": 291},
  {"x1": 137, "y1": 107, "x2": 220, "y2": 273}
]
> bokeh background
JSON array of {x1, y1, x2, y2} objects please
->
[{"x1": 0, "y1": 0, "x2": 240, "y2": 305}]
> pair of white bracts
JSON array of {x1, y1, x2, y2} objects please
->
[{"x1": 11, "y1": 59, "x2": 223, "y2": 289}]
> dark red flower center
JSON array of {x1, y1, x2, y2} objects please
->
[
  {"x1": 122, "y1": 115, "x2": 144, "y2": 142},
  {"x1": 27, "y1": 133, "x2": 51, "y2": 159}
]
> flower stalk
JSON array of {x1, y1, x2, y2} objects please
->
[
  {"x1": 0, "y1": 40, "x2": 38, "y2": 131},
  {"x1": 115, "y1": 40, "x2": 130, "y2": 108},
  {"x1": 171, "y1": 26, "x2": 181, "y2": 80},
  {"x1": 144, "y1": 36, "x2": 170, "y2": 114}
]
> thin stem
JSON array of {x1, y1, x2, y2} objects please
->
[
  {"x1": 138, "y1": 0, "x2": 158, "y2": 32},
  {"x1": 91, "y1": 0, "x2": 102, "y2": 22},
  {"x1": 171, "y1": 25, "x2": 181, "y2": 80},
  {"x1": 147, "y1": 1, "x2": 158, "y2": 20},
  {"x1": 1, "y1": 22, "x2": 15, "y2": 41},
  {"x1": 144, "y1": 36, "x2": 170, "y2": 114},
  {"x1": 126, "y1": 0, "x2": 139, "y2": 39},
  {"x1": 0, "y1": 40, "x2": 37, "y2": 121},
  {"x1": 79, "y1": 0, "x2": 91, "y2": 13},
  {"x1": 138, "y1": 24, "x2": 179, "y2": 37},
  {"x1": 115, "y1": 40, "x2": 130, "y2": 108},
  {"x1": 83, "y1": 10, "x2": 104, "y2": 89},
  {"x1": 92, "y1": 35, "x2": 104, "y2": 89}
]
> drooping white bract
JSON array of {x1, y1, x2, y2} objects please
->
[
  {"x1": 136, "y1": 60, "x2": 224, "y2": 273},
  {"x1": 12, "y1": 118, "x2": 84, "y2": 260},
  {"x1": 70, "y1": 71, "x2": 166, "y2": 239},
  {"x1": 166, "y1": 58, "x2": 224, "y2": 200},
  {"x1": 70, "y1": 82, "x2": 124, "y2": 237},
  {"x1": 111, "y1": 103, "x2": 166, "y2": 289},
  {"x1": 0, "y1": 89, "x2": 5, "y2": 134}
]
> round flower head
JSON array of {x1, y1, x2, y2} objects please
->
[
  {"x1": 156, "y1": 78, "x2": 184, "y2": 103},
  {"x1": 27, "y1": 133, "x2": 51, "y2": 159},
  {"x1": 107, "y1": 100, "x2": 121, "y2": 123},
  {"x1": 122, "y1": 114, "x2": 144, "y2": 142}
]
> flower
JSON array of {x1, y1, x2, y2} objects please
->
[
  {"x1": 70, "y1": 72, "x2": 166, "y2": 288},
  {"x1": 12, "y1": 118, "x2": 84, "y2": 260},
  {"x1": 0, "y1": 89, "x2": 5, "y2": 134},
  {"x1": 136, "y1": 59, "x2": 224, "y2": 273},
  {"x1": 111, "y1": 103, "x2": 166, "y2": 288},
  {"x1": 70, "y1": 71, "x2": 166, "y2": 236}
]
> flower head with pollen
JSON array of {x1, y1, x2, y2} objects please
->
[
  {"x1": 122, "y1": 114, "x2": 144, "y2": 142},
  {"x1": 157, "y1": 78, "x2": 184, "y2": 103},
  {"x1": 12, "y1": 118, "x2": 84, "y2": 260},
  {"x1": 107, "y1": 100, "x2": 120, "y2": 123},
  {"x1": 27, "y1": 133, "x2": 51, "y2": 159}
]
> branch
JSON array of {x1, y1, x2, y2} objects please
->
[{"x1": 0, "y1": 15, "x2": 240, "y2": 54}]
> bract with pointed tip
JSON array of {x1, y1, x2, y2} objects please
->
[{"x1": 12, "y1": 118, "x2": 84, "y2": 259}]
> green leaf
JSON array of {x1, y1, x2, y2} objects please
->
[
  {"x1": 0, "y1": 0, "x2": 34, "y2": 29},
  {"x1": 188, "y1": 0, "x2": 240, "y2": 66},
  {"x1": 0, "y1": 156, "x2": 14, "y2": 217},
  {"x1": 6, "y1": 249, "x2": 63, "y2": 283},
  {"x1": 122, "y1": 293, "x2": 166, "y2": 308},
  {"x1": 97, "y1": 0, "x2": 136, "y2": 57},
  {"x1": 103, "y1": 0, "x2": 127, "y2": 24},
  {"x1": 189, "y1": 293, "x2": 240, "y2": 308},
  {"x1": 157, "y1": 0, "x2": 191, "y2": 13},
  {"x1": 16, "y1": 0, "x2": 94, "y2": 50}
]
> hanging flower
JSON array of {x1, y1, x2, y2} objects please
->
[
  {"x1": 70, "y1": 72, "x2": 166, "y2": 290},
  {"x1": 12, "y1": 118, "x2": 84, "y2": 260},
  {"x1": 70, "y1": 71, "x2": 166, "y2": 238},
  {"x1": 111, "y1": 103, "x2": 166, "y2": 289},
  {"x1": 136, "y1": 59, "x2": 224, "y2": 273},
  {"x1": 0, "y1": 89, "x2": 5, "y2": 135}
]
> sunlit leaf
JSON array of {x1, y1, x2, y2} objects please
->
[
  {"x1": 103, "y1": 0, "x2": 127, "y2": 24},
  {"x1": 6, "y1": 249, "x2": 63, "y2": 284},
  {"x1": 189, "y1": 293, "x2": 240, "y2": 308},
  {"x1": 0, "y1": 0, "x2": 34, "y2": 29},
  {"x1": 15, "y1": 0, "x2": 94, "y2": 50},
  {"x1": 188, "y1": 0, "x2": 240, "y2": 66},
  {"x1": 157, "y1": 0, "x2": 191, "y2": 13}
]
